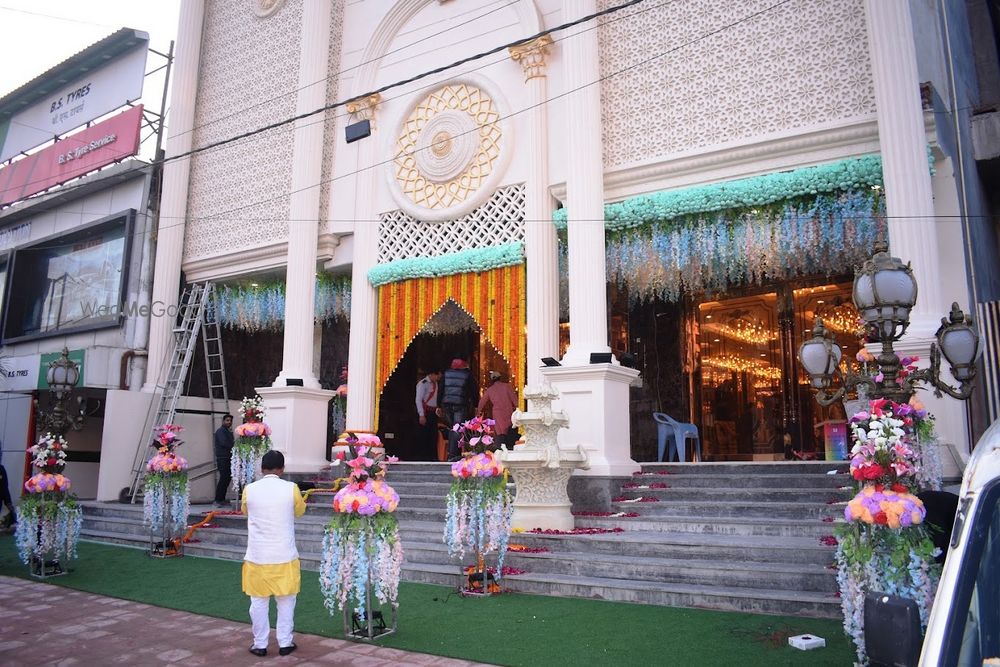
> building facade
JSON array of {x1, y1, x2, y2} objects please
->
[{"x1": 145, "y1": 0, "x2": 999, "y2": 479}]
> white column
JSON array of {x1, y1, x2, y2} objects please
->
[
  {"x1": 510, "y1": 37, "x2": 560, "y2": 390},
  {"x1": 272, "y1": 0, "x2": 331, "y2": 390},
  {"x1": 344, "y1": 95, "x2": 382, "y2": 431},
  {"x1": 143, "y1": 0, "x2": 205, "y2": 391},
  {"x1": 864, "y1": 0, "x2": 970, "y2": 464},
  {"x1": 542, "y1": 2, "x2": 639, "y2": 476},
  {"x1": 258, "y1": 0, "x2": 334, "y2": 473},
  {"x1": 864, "y1": 0, "x2": 945, "y2": 331},
  {"x1": 561, "y1": 0, "x2": 611, "y2": 366}
]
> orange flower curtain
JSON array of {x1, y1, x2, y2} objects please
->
[{"x1": 375, "y1": 265, "x2": 526, "y2": 417}]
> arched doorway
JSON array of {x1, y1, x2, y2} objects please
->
[{"x1": 377, "y1": 301, "x2": 511, "y2": 460}]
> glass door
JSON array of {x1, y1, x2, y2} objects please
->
[{"x1": 696, "y1": 293, "x2": 782, "y2": 460}]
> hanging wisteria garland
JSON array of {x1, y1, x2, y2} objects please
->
[
  {"x1": 15, "y1": 433, "x2": 83, "y2": 567},
  {"x1": 445, "y1": 474, "x2": 514, "y2": 571},
  {"x1": 319, "y1": 437, "x2": 403, "y2": 622},
  {"x1": 15, "y1": 495, "x2": 83, "y2": 564},
  {"x1": 143, "y1": 424, "x2": 190, "y2": 534},
  {"x1": 215, "y1": 274, "x2": 352, "y2": 331},
  {"x1": 553, "y1": 154, "x2": 890, "y2": 303},
  {"x1": 597, "y1": 190, "x2": 885, "y2": 303},
  {"x1": 319, "y1": 512, "x2": 404, "y2": 621},
  {"x1": 444, "y1": 419, "x2": 513, "y2": 574}
]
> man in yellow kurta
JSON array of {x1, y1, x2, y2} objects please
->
[{"x1": 241, "y1": 450, "x2": 307, "y2": 657}]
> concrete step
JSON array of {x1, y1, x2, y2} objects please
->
[
  {"x1": 501, "y1": 572, "x2": 841, "y2": 619},
  {"x1": 610, "y1": 499, "x2": 843, "y2": 520},
  {"x1": 612, "y1": 487, "x2": 851, "y2": 503},
  {"x1": 505, "y1": 531, "x2": 836, "y2": 566},
  {"x1": 639, "y1": 462, "x2": 849, "y2": 476},
  {"x1": 630, "y1": 472, "x2": 852, "y2": 489},
  {"x1": 396, "y1": 540, "x2": 834, "y2": 593},
  {"x1": 503, "y1": 549, "x2": 837, "y2": 593},
  {"x1": 572, "y1": 514, "x2": 841, "y2": 538}
]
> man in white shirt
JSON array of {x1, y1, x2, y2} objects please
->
[
  {"x1": 415, "y1": 369, "x2": 442, "y2": 460},
  {"x1": 241, "y1": 450, "x2": 306, "y2": 657}
]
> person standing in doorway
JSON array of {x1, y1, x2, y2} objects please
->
[
  {"x1": 213, "y1": 414, "x2": 234, "y2": 507},
  {"x1": 441, "y1": 356, "x2": 478, "y2": 461},
  {"x1": 415, "y1": 369, "x2": 442, "y2": 461},
  {"x1": 242, "y1": 450, "x2": 306, "y2": 657},
  {"x1": 478, "y1": 371, "x2": 518, "y2": 448}
]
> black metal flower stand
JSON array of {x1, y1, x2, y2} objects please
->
[
  {"x1": 148, "y1": 522, "x2": 183, "y2": 558},
  {"x1": 342, "y1": 567, "x2": 398, "y2": 641}
]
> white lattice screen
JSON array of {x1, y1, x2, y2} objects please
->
[{"x1": 377, "y1": 183, "x2": 525, "y2": 263}]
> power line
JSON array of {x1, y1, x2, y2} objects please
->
[
  {"x1": 7, "y1": 0, "x2": 909, "y2": 253},
  {"x1": 0, "y1": 5, "x2": 119, "y2": 29},
  {"x1": 172, "y1": 0, "x2": 524, "y2": 142},
  {"x1": 2, "y1": 0, "x2": 661, "y2": 208},
  {"x1": 160, "y1": 0, "x2": 649, "y2": 166}
]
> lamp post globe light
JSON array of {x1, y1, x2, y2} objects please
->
[
  {"x1": 798, "y1": 241, "x2": 980, "y2": 406},
  {"x1": 37, "y1": 347, "x2": 85, "y2": 436}
]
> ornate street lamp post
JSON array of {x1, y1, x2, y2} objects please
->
[
  {"x1": 798, "y1": 241, "x2": 980, "y2": 406},
  {"x1": 35, "y1": 347, "x2": 84, "y2": 436}
]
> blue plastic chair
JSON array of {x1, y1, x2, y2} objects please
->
[{"x1": 653, "y1": 413, "x2": 701, "y2": 463}]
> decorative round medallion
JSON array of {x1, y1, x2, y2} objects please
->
[
  {"x1": 413, "y1": 110, "x2": 478, "y2": 183},
  {"x1": 388, "y1": 77, "x2": 512, "y2": 222},
  {"x1": 251, "y1": 0, "x2": 286, "y2": 18}
]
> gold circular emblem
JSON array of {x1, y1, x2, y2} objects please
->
[{"x1": 394, "y1": 83, "x2": 502, "y2": 210}]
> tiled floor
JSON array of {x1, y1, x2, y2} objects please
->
[{"x1": 0, "y1": 576, "x2": 490, "y2": 667}]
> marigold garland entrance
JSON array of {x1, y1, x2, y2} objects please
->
[{"x1": 374, "y1": 265, "x2": 525, "y2": 426}]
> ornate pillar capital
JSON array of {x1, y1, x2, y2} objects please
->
[
  {"x1": 346, "y1": 93, "x2": 382, "y2": 124},
  {"x1": 509, "y1": 35, "x2": 553, "y2": 82}
]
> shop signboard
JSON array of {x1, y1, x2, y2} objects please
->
[
  {"x1": 0, "y1": 105, "x2": 143, "y2": 206},
  {"x1": 0, "y1": 42, "x2": 147, "y2": 162},
  {"x1": 1, "y1": 353, "x2": 40, "y2": 391}
]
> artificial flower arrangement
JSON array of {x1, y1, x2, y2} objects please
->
[
  {"x1": 319, "y1": 433, "x2": 404, "y2": 630},
  {"x1": 142, "y1": 424, "x2": 190, "y2": 537},
  {"x1": 231, "y1": 395, "x2": 272, "y2": 491},
  {"x1": 444, "y1": 417, "x2": 514, "y2": 590},
  {"x1": 835, "y1": 398, "x2": 941, "y2": 664},
  {"x1": 15, "y1": 432, "x2": 83, "y2": 573}
]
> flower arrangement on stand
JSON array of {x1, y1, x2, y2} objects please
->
[
  {"x1": 444, "y1": 417, "x2": 513, "y2": 595},
  {"x1": 143, "y1": 424, "x2": 189, "y2": 557},
  {"x1": 232, "y1": 396, "x2": 272, "y2": 494},
  {"x1": 15, "y1": 433, "x2": 82, "y2": 577},
  {"x1": 835, "y1": 398, "x2": 941, "y2": 663},
  {"x1": 319, "y1": 434, "x2": 403, "y2": 640}
]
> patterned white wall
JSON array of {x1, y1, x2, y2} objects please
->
[
  {"x1": 378, "y1": 183, "x2": 525, "y2": 263},
  {"x1": 597, "y1": 0, "x2": 876, "y2": 169},
  {"x1": 184, "y1": 0, "x2": 304, "y2": 262},
  {"x1": 319, "y1": 1, "x2": 346, "y2": 235}
]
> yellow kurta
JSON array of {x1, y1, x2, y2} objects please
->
[{"x1": 241, "y1": 482, "x2": 307, "y2": 597}]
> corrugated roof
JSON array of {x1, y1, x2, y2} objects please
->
[{"x1": 0, "y1": 28, "x2": 149, "y2": 123}]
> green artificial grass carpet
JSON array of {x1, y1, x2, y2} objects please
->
[{"x1": 0, "y1": 536, "x2": 854, "y2": 666}]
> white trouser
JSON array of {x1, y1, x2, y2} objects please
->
[{"x1": 249, "y1": 595, "x2": 296, "y2": 649}]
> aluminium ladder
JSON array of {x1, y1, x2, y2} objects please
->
[{"x1": 127, "y1": 283, "x2": 229, "y2": 502}]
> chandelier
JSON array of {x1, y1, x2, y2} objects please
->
[
  {"x1": 815, "y1": 300, "x2": 863, "y2": 337},
  {"x1": 704, "y1": 318, "x2": 776, "y2": 345},
  {"x1": 703, "y1": 355, "x2": 781, "y2": 380}
]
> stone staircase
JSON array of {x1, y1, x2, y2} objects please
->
[{"x1": 79, "y1": 460, "x2": 850, "y2": 618}]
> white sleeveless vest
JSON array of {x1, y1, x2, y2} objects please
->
[{"x1": 243, "y1": 475, "x2": 300, "y2": 564}]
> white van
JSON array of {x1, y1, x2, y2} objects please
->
[{"x1": 919, "y1": 419, "x2": 1000, "y2": 665}]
